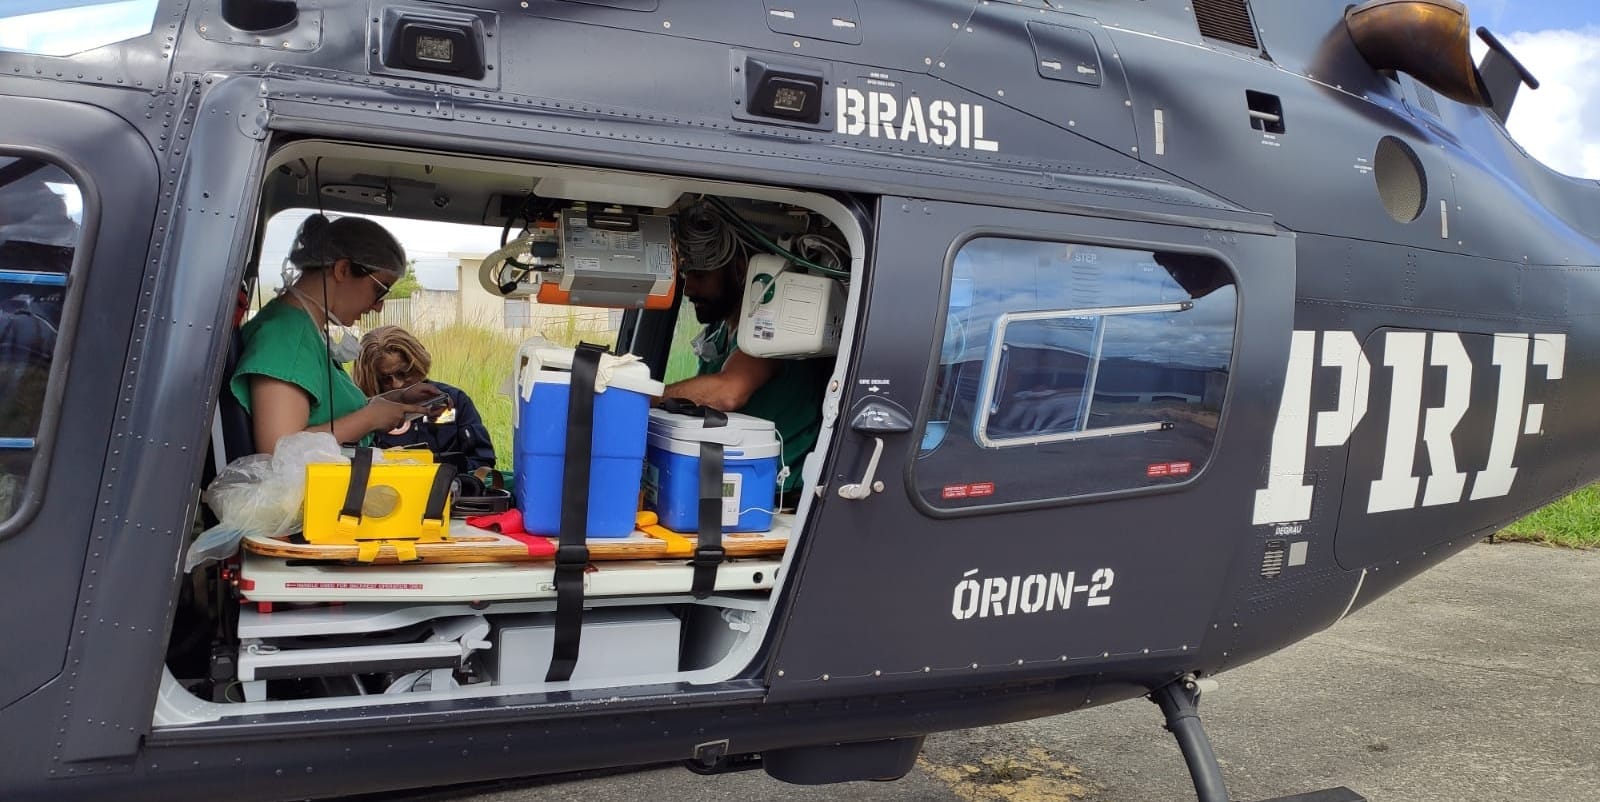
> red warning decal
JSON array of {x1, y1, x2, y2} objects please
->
[
  {"x1": 1147, "y1": 461, "x2": 1193, "y2": 478},
  {"x1": 942, "y1": 481, "x2": 996, "y2": 500},
  {"x1": 285, "y1": 581, "x2": 424, "y2": 590}
]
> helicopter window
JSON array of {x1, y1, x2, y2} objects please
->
[
  {"x1": 0, "y1": 157, "x2": 81, "y2": 521},
  {"x1": 917, "y1": 237, "x2": 1236, "y2": 508},
  {"x1": 0, "y1": 0, "x2": 160, "y2": 57}
]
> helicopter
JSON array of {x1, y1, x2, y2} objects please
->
[{"x1": 0, "y1": 0, "x2": 1591, "y2": 800}]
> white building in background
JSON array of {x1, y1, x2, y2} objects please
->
[
  {"x1": 406, "y1": 288, "x2": 457, "y2": 331},
  {"x1": 449, "y1": 253, "x2": 620, "y2": 338},
  {"x1": 356, "y1": 253, "x2": 623, "y2": 338}
]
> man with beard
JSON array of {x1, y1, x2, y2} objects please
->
[{"x1": 661, "y1": 237, "x2": 834, "y2": 508}]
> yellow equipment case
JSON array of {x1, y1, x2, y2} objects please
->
[{"x1": 302, "y1": 447, "x2": 456, "y2": 561}]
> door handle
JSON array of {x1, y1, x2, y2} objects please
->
[
  {"x1": 837, "y1": 397, "x2": 910, "y2": 500},
  {"x1": 838, "y1": 436, "x2": 885, "y2": 500}
]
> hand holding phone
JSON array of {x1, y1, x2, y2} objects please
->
[
  {"x1": 374, "y1": 382, "x2": 450, "y2": 424},
  {"x1": 403, "y1": 392, "x2": 450, "y2": 423},
  {"x1": 379, "y1": 382, "x2": 443, "y2": 404}
]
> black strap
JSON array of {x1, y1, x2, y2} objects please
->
[
  {"x1": 337, "y1": 448, "x2": 375, "y2": 534},
  {"x1": 691, "y1": 408, "x2": 727, "y2": 599},
  {"x1": 449, "y1": 489, "x2": 512, "y2": 517},
  {"x1": 422, "y1": 463, "x2": 458, "y2": 526},
  {"x1": 546, "y1": 342, "x2": 606, "y2": 682},
  {"x1": 449, "y1": 472, "x2": 512, "y2": 517},
  {"x1": 659, "y1": 399, "x2": 731, "y2": 598}
]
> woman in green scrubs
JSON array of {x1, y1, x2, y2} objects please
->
[{"x1": 229, "y1": 214, "x2": 440, "y2": 454}]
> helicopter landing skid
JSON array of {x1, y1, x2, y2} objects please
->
[
  {"x1": 1252, "y1": 790, "x2": 1367, "y2": 802},
  {"x1": 1151, "y1": 678, "x2": 1368, "y2": 802}
]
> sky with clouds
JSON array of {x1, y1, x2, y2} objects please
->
[{"x1": 1472, "y1": 0, "x2": 1600, "y2": 179}]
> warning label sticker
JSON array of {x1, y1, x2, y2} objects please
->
[
  {"x1": 285, "y1": 582, "x2": 424, "y2": 590},
  {"x1": 941, "y1": 482, "x2": 996, "y2": 500},
  {"x1": 1146, "y1": 461, "x2": 1193, "y2": 478}
]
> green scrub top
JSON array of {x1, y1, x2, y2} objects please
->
[
  {"x1": 697, "y1": 321, "x2": 833, "y2": 492},
  {"x1": 229, "y1": 297, "x2": 369, "y2": 449}
]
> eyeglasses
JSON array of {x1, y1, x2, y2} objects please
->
[
  {"x1": 379, "y1": 361, "x2": 419, "y2": 386},
  {"x1": 366, "y1": 272, "x2": 395, "y2": 302}
]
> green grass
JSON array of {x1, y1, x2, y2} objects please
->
[
  {"x1": 1498, "y1": 485, "x2": 1600, "y2": 549},
  {"x1": 417, "y1": 323, "x2": 522, "y2": 465},
  {"x1": 663, "y1": 310, "x2": 704, "y2": 384},
  {"x1": 415, "y1": 311, "x2": 696, "y2": 470}
]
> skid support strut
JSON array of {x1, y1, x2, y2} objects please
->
[
  {"x1": 1150, "y1": 676, "x2": 1369, "y2": 802},
  {"x1": 1151, "y1": 676, "x2": 1230, "y2": 802}
]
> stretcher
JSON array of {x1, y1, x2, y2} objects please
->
[
  {"x1": 239, "y1": 513, "x2": 793, "y2": 564},
  {"x1": 229, "y1": 595, "x2": 770, "y2": 701},
  {"x1": 238, "y1": 551, "x2": 781, "y2": 603}
]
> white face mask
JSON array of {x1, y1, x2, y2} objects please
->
[
  {"x1": 326, "y1": 327, "x2": 361, "y2": 364},
  {"x1": 690, "y1": 326, "x2": 717, "y2": 361},
  {"x1": 285, "y1": 284, "x2": 362, "y2": 364}
]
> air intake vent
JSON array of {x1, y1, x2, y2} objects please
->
[
  {"x1": 1416, "y1": 85, "x2": 1442, "y2": 117},
  {"x1": 1261, "y1": 539, "x2": 1286, "y2": 579},
  {"x1": 1194, "y1": 0, "x2": 1259, "y2": 50}
]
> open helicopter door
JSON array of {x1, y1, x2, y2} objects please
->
[{"x1": 767, "y1": 198, "x2": 1294, "y2": 711}]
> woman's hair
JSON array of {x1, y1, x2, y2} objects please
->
[
  {"x1": 288, "y1": 213, "x2": 408, "y2": 277},
  {"x1": 353, "y1": 325, "x2": 433, "y2": 396}
]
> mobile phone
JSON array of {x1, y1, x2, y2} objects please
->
[{"x1": 402, "y1": 393, "x2": 450, "y2": 423}]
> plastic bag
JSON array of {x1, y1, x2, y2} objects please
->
[{"x1": 183, "y1": 431, "x2": 347, "y2": 572}]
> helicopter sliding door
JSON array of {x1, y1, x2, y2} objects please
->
[{"x1": 768, "y1": 198, "x2": 1294, "y2": 702}]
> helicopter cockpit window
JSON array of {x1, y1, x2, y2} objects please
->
[
  {"x1": 0, "y1": 0, "x2": 160, "y2": 57},
  {"x1": 916, "y1": 237, "x2": 1236, "y2": 509},
  {"x1": 0, "y1": 157, "x2": 80, "y2": 521}
]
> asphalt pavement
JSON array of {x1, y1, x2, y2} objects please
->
[{"x1": 414, "y1": 541, "x2": 1600, "y2": 802}]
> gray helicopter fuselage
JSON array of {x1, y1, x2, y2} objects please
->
[{"x1": 0, "y1": 1, "x2": 1594, "y2": 800}]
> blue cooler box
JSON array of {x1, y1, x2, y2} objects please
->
[
  {"x1": 513, "y1": 345, "x2": 663, "y2": 538},
  {"x1": 643, "y1": 408, "x2": 781, "y2": 533}
]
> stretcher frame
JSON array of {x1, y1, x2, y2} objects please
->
[
  {"x1": 238, "y1": 551, "x2": 782, "y2": 603},
  {"x1": 239, "y1": 513, "x2": 793, "y2": 564}
]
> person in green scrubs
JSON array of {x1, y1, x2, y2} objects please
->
[
  {"x1": 230, "y1": 214, "x2": 440, "y2": 454},
  {"x1": 662, "y1": 248, "x2": 834, "y2": 506}
]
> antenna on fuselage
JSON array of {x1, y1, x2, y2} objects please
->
[{"x1": 1474, "y1": 27, "x2": 1540, "y2": 125}]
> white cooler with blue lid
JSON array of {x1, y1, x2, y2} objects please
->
[{"x1": 644, "y1": 408, "x2": 781, "y2": 533}]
